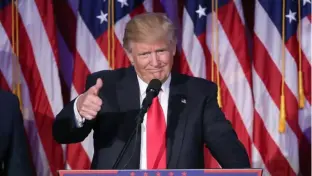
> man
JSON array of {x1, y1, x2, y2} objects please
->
[
  {"x1": 0, "y1": 89, "x2": 34, "y2": 175},
  {"x1": 53, "y1": 12, "x2": 250, "y2": 169}
]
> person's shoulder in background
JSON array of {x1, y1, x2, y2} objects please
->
[{"x1": 0, "y1": 89, "x2": 20, "y2": 115}]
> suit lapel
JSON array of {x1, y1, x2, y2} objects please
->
[
  {"x1": 166, "y1": 73, "x2": 190, "y2": 168},
  {"x1": 113, "y1": 66, "x2": 141, "y2": 169},
  {"x1": 116, "y1": 66, "x2": 140, "y2": 116}
]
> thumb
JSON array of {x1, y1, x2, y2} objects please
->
[{"x1": 92, "y1": 78, "x2": 103, "y2": 94}]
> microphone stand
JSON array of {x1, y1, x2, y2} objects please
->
[
  {"x1": 112, "y1": 83, "x2": 159, "y2": 169},
  {"x1": 112, "y1": 106, "x2": 147, "y2": 169}
]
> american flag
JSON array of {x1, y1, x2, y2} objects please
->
[
  {"x1": 252, "y1": 0, "x2": 311, "y2": 175},
  {"x1": 0, "y1": 0, "x2": 310, "y2": 176}
]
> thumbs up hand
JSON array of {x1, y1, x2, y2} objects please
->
[{"x1": 77, "y1": 78, "x2": 103, "y2": 120}]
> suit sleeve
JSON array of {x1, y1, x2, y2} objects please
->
[
  {"x1": 52, "y1": 74, "x2": 97, "y2": 144},
  {"x1": 5, "y1": 95, "x2": 35, "y2": 176},
  {"x1": 203, "y1": 83, "x2": 251, "y2": 168}
]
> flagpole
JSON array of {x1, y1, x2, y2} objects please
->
[
  {"x1": 112, "y1": 0, "x2": 115, "y2": 69},
  {"x1": 215, "y1": 0, "x2": 222, "y2": 108},
  {"x1": 279, "y1": 0, "x2": 286, "y2": 133},
  {"x1": 297, "y1": 0, "x2": 305, "y2": 108}
]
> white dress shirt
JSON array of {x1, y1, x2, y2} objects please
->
[{"x1": 73, "y1": 75, "x2": 171, "y2": 169}]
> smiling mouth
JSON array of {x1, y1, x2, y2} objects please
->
[{"x1": 149, "y1": 70, "x2": 162, "y2": 73}]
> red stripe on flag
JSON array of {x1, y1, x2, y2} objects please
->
[
  {"x1": 204, "y1": 73, "x2": 254, "y2": 168},
  {"x1": 285, "y1": 36, "x2": 311, "y2": 104},
  {"x1": 196, "y1": 34, "x2": 213, "y2": 81},
  {"x1": 95, "y1": 30, "x2": 130, "y2": 69},
  {"x1": 72, "y1": 57, "x2": 92, "y2": 93},
  {"x1": 53, "y1": 0, "x2": 90, "y2": 95},
  {"x1": 113, "y1": 33, "x2": 131, "y2": 69},
  {"x1": 0, "y1": 71, "x2": 10, "y2": 91},
  {"x1": 66, "y1": 143, "x2": 91, "y2": 169},
  {"x1": 253, "y1": 111, "x2": 296, "y2": 176},
  {"x1": 35, "y1": 0, "x2": 71, "y2": 105},
  {"x1": 53, "y1": 0, "x2": 92, "y2": 169},
  {"x1": 129, "y1": 4, "x2": 146, "y2": 17},
  {"x1": 197, "y1": 32, "x2": 252, "y2": 162},
  {"x1": 216, "y1": 0, "x2": 254, "y2": 164},
  {"x1": 308, "y1": 15, "x2": 312, "y2": 22},
  {"x1": 178, "y1": 50, "x2": 194, "y2": 76},
  {"x1": 285, "y1": 35, "x2": 311, "y2": 176},
  {"x1": 33, "y1": 0, "x2": 59, "y2": 66},
  {"x1": 218, "y1": 1, "x2": 253, "y2": 87},
  {"x1": 153, "y1": 0, "x2": 165, "y2": 12},
  {"x1": 0, "y1": 4, "x2": 64, "y2": 176},
  {"x1": 253, "y1": 35, "x2": 306, "y2": 141},
  {"x1": 253, "y1": 35, "x2": 309, "y2": 175},
  {"x1": 197, "y1": 34, "x2": 222, "y2": 169},
  {"x1": 219, "y1": 76, "x2": 252, "y2": 160},
  {"x1": 95, "y1": 2, "x2": 147, "y2": 70},
  {"x1": 204, "y1": 147, "x2": 220, "y2": 168}
]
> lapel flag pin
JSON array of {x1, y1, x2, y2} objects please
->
[{"x1": 181, "y1": 98, "x2": 186, "y2": 104}]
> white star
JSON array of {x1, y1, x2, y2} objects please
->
[
  {"x1": 195, "y1": 5, "x2": 206, "y2": 19},
  {"x1": 96, "y1": 11, "x2": 107, "y2": 24},
  {"x1": 118, "y1": 0, "x2": 129, "y2": 8},
  {"x1": 303, "y1": 0, "x2": 311, "y2": 6},
  {"x1": 285, "y1": 9, "x2": 296, "y2": 24}
]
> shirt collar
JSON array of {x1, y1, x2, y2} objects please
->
[{"x1": 137, "y1": 74, "x2": 171, "y2": 96}]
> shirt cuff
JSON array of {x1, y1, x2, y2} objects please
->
[{"x1": 74, "y1": 95, "x2": 85, "y2": 128}]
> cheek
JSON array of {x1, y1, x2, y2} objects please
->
[
  {"x1": 138, "y1": 59, "x2": 150, "y2": 68},
  {"x1": 159, "y1": 55, "x2": 173, "y2": 65},
  {"x1": 134, "y1": 59, "x2": 150, "y2": 71}
]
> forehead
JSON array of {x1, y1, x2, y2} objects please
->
[{"x1": 130, "y1": 40, "x2": 170, "y2": 52}]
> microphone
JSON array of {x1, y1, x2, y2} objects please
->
[
  {"x1": 112, "y1": 79, "x2": 162, "y2": 169},
  {"x1": 136, "y1": 79, "x2": 162, "y2": 124}
]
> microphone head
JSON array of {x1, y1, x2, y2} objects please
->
[{"x1": 146, "y1": 79, "x2": 162, "y2": 97}]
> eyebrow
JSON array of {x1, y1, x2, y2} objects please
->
[
  {"x1": 138, "y1": 51, "x2": 151, "y2": 56},
  {"x1": 138, "y1": 48, "x2": 168, "y2": 55}
]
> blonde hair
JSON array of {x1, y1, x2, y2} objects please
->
[{"x1": 123, "y1": 12, "x2": 177, "y2": 52}]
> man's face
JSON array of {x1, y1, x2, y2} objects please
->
[{"x1": 127, "y1": 40, "x2": 176, "y2": 83}]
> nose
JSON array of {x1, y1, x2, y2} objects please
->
[{"x1": 149, "y1": 52, "x2": 160, "y2": 67}]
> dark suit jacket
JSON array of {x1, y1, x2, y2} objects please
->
[
  {"x1": 53, "y1": 66, "x2": 250, "y2": 169},
  {"x1": 0, "y1": 90, "x2": 34, "y2": 176}
]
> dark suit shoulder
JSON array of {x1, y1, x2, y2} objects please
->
[
  {"x1": 173, "y1": 73, "x2": 217, "y2": 96},
  {"x1": 88, "y1": 67, "x2": 129, "y2": 82},
  {"x1": 85, "y1": 67, "x2": 131, "y2": 90}
]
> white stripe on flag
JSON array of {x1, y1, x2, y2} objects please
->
[
  {"x1": 71, "y1": 87, "x2": 94, "y2": 161},
  {"x1": 18, "y1": 0, "x2": 64, "y2": 115},
  {"x1": 182, "y1": 8, "x2": 206, "y2": 78},
  {"x1": 76, "y1": 13, "x2": 110, "y2": 72},
  {"x1": 143, "y1": 0, "x2": 153, "y2": 12},
  {"x1": 205, "y1": 14, "x2": 254, "y2": 137},
  {"x1": 0, "y1": 22, "x2": 52, "y2": 176},
  {"x1": 298, "y1": 100, "x2": 311, "y2": 141},
  {"x1": 233, "y1": 0, "x2": 245, "y2": 25},
  {"x1": 300, "y1": 17, "x2": 311, "y2": 64},
  {"x1": 251, "y1": 144, "x2": 271, "y2": 176},
  {"x1": 0, "y1": 24, "x2": 13, "y2": 90},
  {"x1": 254, "y1": 1, "x2": 298, "y2": 100},
  {"x1": 252, "y1": 67, "x2": 299, "y2": 173},
  {"x1": 114, "y1": 15, "x2": 131, "y2": 47}
]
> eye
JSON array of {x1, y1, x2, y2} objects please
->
[
  {"x1": 138, "y1": 52, "x2": 150, "y2": 59},
  {"x1": 156, "y1": 49, "x2": 167, "y2": 55}
]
